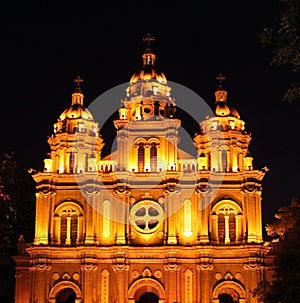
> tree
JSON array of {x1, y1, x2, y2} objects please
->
[
  {"x1": 260, "y1": 0, "x2": 300, "y2": 102},
  {"x1": 252, "y1": 196, "x2": 300, "y2": 302},
  {"x1": 0, "y1": 150, "x2": 36, "y2": 303}
]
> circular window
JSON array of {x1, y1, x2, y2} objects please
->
[
  {"x1": 129, "y1": 200, "x2": 164, "y2": 234},
  {"x1": 143, "y1": 106, "x2": 152, "y2": 114}
]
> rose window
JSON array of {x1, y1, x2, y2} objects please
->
[{"x1": 129, "y1": 200, "x2": 164, "y2": 233}]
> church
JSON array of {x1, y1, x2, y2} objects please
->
[{"x1": 14, "y1": 35, "x2": 274, "y2": 303}]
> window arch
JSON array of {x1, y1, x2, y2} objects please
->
[
  {"x1": 211, "y1": 200, "x2": 243, "y2": 244},
  {"x1": 53, "y1": 201, "x2": 84, "y2": 245}
]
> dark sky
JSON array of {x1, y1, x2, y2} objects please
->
[{"x1": 2, "y1": 1, "x2": 300, "y2": 227}]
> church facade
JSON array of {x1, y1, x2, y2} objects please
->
[{"x1": 14, "y1": 37, "x2": 273, "y2": 303}]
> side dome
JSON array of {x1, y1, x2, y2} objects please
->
[
  {"x1": 59, "y1": 85, "x2": 94, "y2": 121},
  {"x1": 214, "y1": 89, "x2": 240, "y2": 119},
  {"x1": 59, "y1": 103, "x2": 94, "y2": 121}
]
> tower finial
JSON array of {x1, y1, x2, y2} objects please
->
[
  {"x1": 216, "y1": 73, "x2": 226, "y2": 89},
  {"x1": 214, "y1": 73, "x2": 228, "y2": 103},
  {"x1": 74, "y1": 76, "x2": 83, "y2": 88},
  {"x1": 143, "y1": 33, "x2": 155, "y2": 49}
]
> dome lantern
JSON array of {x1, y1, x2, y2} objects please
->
[{"x1": 214, "y1": 73, "x2": 240, "y2": 119}]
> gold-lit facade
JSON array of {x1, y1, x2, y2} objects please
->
[{"x1": 14, "y1": 38, "x2": 273, "y2": 303}]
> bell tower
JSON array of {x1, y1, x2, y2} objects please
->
[{"x1": 194, "y1": 73, "x2": 266, "y2": 243}]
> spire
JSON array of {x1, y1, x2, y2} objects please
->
[
  {"x1": 216, "y1": 73, "x2": 226, "y2": 90},
  {"x1": 215, "y1": 73, "x2": 228, "y2": 103},
  {"x1": 72, "y1": 76, "x2": 84, "y2": 105},
  {"x1": 143, "y1": 33, "x2": 155, "y2": 52},
  {"x1": 142, "y1": 33, "x2": 156, "y2": 66}
]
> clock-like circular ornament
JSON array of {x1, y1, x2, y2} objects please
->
[{"x1": 129, "y1": 200, "x2": 164, "y2": 234}]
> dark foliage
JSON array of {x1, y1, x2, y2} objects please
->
[
  {"x1": 0, "y1": 150, "x2": 36, "y2": 302},
  {"x1": 252, "y1": 196, "x2": 300, "y2": 303},
  {"x1": 260, "y1": 0, "x2": 300, "y2": 102}
]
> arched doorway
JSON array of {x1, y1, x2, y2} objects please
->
[
  {"x1": 219, "y1": 293, "x2": 234, "y2": 303},
  {"x1": 49, "y1": 280, "x2": 82, "y2": 303},
  {"x1": 127, "y1": 277, "x2": 165, "y2": 303},
  {"x1": 138, "y1": 292, "x2": 159, "y2": 303},
  {"x1": 212, "y1": 280, "x2": 245, "y2": 303},
  {"x1": 56, "y1": 288, "x2": 76, "y2": 303}
]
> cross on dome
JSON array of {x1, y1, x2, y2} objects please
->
[
  {"x1": 74, "y1": 76, "x2": 83, "y2": 87},
  {"x1": 216, "y1": 73, "x2": 226, "y2": 85},
  {"x1": 143, "y1": 33, "x2": 155, "y2": 48}
]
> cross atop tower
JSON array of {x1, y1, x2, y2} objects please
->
[
  {"x1": 216, "y1": 73, "x2": 226, "y2": 85},
  {"x1": 74, "y1": 75, "x2": 83, "y2": 87},
  {"x1": 143, "y1": 33, "x2": 155, "y2": 48}
]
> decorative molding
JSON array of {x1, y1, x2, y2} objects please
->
[
  {"x1": 34, "y1": 264, "x2": 51, "y2": 272},
  {"x1": 62, "y1": 273, "x2": 71, "y2": 280},
  {"x1": 164, "y1": 263, "x2": 181, "y2": 271},
  {"x1": 243, "y1": 263, "x2": 261, "y2": 270},
  {"x1": 112, "y1": 264, "x2": 129, "y2": 272},
  {"x1": 142, "y1": 267, "x2": 152, "y2": 277},
  {"x1": 80, "y1": 264, "x2": 98, "y2": 271},
  {"x1": 154, "y1": 269, "x2": 162, "y2": 279},
  {"x1": 224, "y1": 272, "x2": 233, "y2": 280},
  {"x1": 197, "y1": 263, "x2": 214, "y2": 271}
]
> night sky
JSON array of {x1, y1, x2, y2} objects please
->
[{"x1": 3, "y1": 1, "x2": 300, "y2": 228}]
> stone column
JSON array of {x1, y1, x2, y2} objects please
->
[
  {"x1": 164, "y1": 263, "x2": 181, "y2": 303},
  {"x1": 81, "y1": 264, "x2": 98, "y2": 303},
  {"x1": 113, "y1": 264, "x2": 129, "y2": 303},
  {"x1": 197, "y1": 263, "x2": 213, "y2": 303}
]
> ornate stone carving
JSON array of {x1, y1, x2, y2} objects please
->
[
  {"x1": 62, "y1": 273, "x2": 71, "y2": 280},
  {"x1": 224, "y1": 272, "x2": 233, "y2": 280},
  {"x1": 154, "y1": 269, "x2": 162, "y2": 279},
  {"x1": 52, "y1": 272, "x2": 60, "y2": 280},
  {"x1": 164, "y1": 263, "x2": 181, "y2": 271},
  {"x1": 243, "y1": 263, "x2": 261, "y2": 270},
  {"x1": 81, "y1": 264, "x2": 98, "y2": 271},
  {"x1": 112, "y1": 264, "x2": 129, "y2": 272},
  {"x1": 131, "y1": 270, "x2": 139, "y2": 279},
  {"x1": 142, "y1": 268, "x2": 152, "y2": 277},
  {"x1": 197, "y1": 263, "x2": 214, "y2": 271}
]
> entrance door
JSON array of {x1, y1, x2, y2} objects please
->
[
  {"x1": 56, "y1": 288, "x2": 76, "y2": 303},
  {"x1": 218, "y1": 293, "x2": 234, "y2": 303},
  {"x1": 138, "y1": 292, "x2": 159, "y2": 303}
]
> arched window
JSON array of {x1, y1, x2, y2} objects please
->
[
  {"x1": 184, "y1": 200, "x2": 192, "y2": 237},
  {"x1": 217, "y1": 208, "x2": 236, "y2": 244},
  {"x1": 69, "y1": 152, "x2": 75, "y2": 173},
  {"x1": 150, "y1": 143, "x2": 157, "y2": 172},
  {"x1": 218, "y1": 213, "x2": 225, "y2": 243},
  {"x1": 229, "y1": 213, "x2": 236, "y2": 242},
  {"x1": 54, "y1": 202, "x2": 83, "y2": 246},
  {"x1": 138, "y1": 143, "x2": 145, "y2": 172},
  {"x1": 60, "y1": 210, "x2": 78, "y2": 245},
  {"x1": 85, "y1": 154, "x2": 89, "y2": 172},
  {"x1": 222, "y1": 150, "x2": 227, "y2": 172},
  {"x1": 102, "y1": 200, "x2": 111, "y2": 237},
  {"x1": 212, "y1": 200, "x2": 242, "y2": 244}
]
